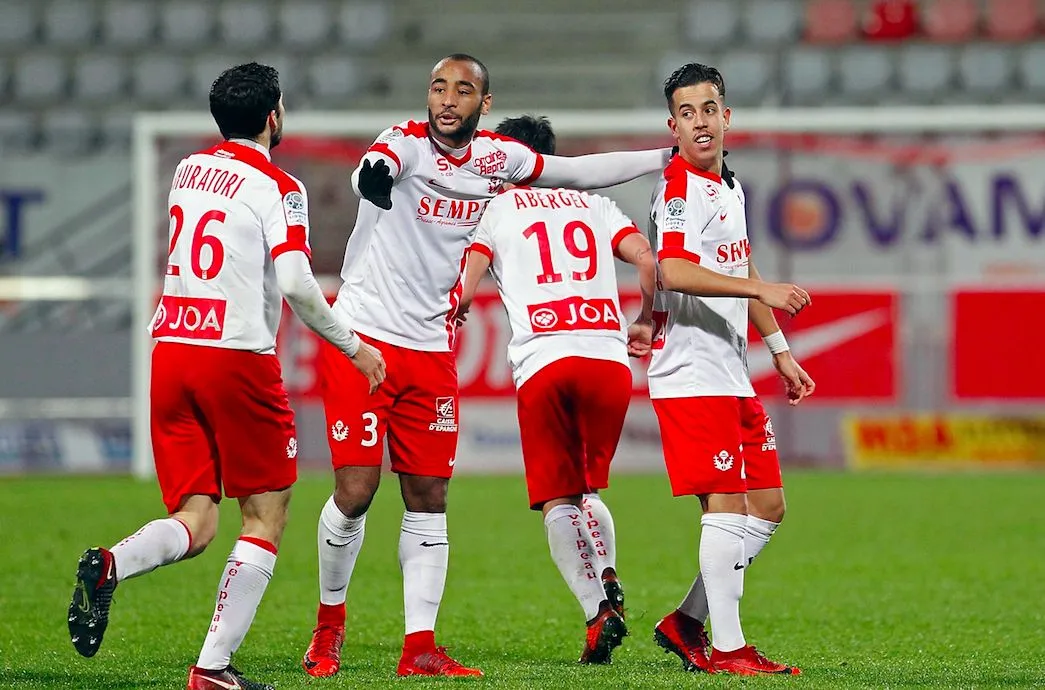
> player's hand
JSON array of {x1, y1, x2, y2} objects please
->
[
  {"x1": 773, "y1": 352, "x2": 815, "y2": 406},
  {"x1": 350, "y1": 342, "x2": 387, "y2": 394},
  {"x1": 627, "y1": 319, "x2": 653, "y2": 358},
  {"x1": 358, "y1": 159, "x2": 394, "y2": 210},
  {"x1": 454, "y1": 305, "x2": 470, "y2": 328},
  {"x1": 756, "y1": 282, "x2": 811, "y2": 316}
]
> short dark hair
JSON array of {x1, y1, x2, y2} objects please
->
[
  {"x1": 663, "y1": 63, "x2": 726, "y2": 110},
  {"x1": 209, "y1": 62, "x2": 281, "y2": 140},
  {"x1": 495, "y1": 115, "x2": 556, "y2": 156},
  {"x1": 441, "y1": 53, "x2": 490, "y2": 95}
]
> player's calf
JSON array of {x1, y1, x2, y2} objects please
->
[{"x1": 68, "y1": 547, "x2": 117, "y2": 658}]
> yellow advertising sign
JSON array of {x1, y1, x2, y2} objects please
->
[{"x1": 844, "y1": 415, "x2": 1045, "y2": 468}]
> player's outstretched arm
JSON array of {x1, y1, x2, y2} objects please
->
[
  {"x1": 535, "y1": 148, "x2": 672, "y2": 190},
  {"x1": 273, "y1": 253, "x2": 386, "y2": 393},
  {"x1": 748, "y1": 260, "x2": 815, "y2": 406}
]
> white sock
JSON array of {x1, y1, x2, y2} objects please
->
[
  {"x1": 743, "y1": 515, "x2": 779, "y2": 566},
  {"x1": 544, "y1": 504, "x2": 605, "y2": 621},
  {"x1": 195, "y1": 538, "x2": 277, "y2": 670},
  {"x1": 699, "y1": 513, "x2": 748, "y2": 653},
  {"x1": 110, "y1": 518, "x2": 191, "y2": 582},
  {"x1": 399, "y1": 511, "x2": 448, "y2": 636},
  {"x1": 678, "y1": 515, "x2": 780, "y2": 624},
  {"x1": 581, "y1": 493, "x2": 617, "y2": 575},
  {"x1": 317, "y1": 496, "x2": 367, "y2": 606}
]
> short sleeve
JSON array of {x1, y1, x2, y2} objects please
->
[
  {"x1": 365, "y1": 121, "x2": 424, "y2": 178},
  {"x1": 264, "y1": 174, "x2": 311, "y2": 260},
  {"x1": 655, "y1": 173, "x2": 708, "y2": 265},
  {"x1": 592, "y1": 194, "x2": 640, "y2": 256},
  {"x1": 469, "y1": 199, "x2": 498, "y2": 261}
]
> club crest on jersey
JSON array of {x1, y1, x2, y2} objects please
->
[
  {"x1": 713, "y1": 450, "x2": 735, "y2": 471},
  {"x1": 430, "y1": 397, "x2": 458, "y2": 432},
  {"x1": 286, "y1": 437, "x2": 298, "y2": 459},
  {"x1": 331, "y1": 420, "x2": 349, "y2": 442},
  {"x1": 763, "y1": 418, "x2": 777, "y2": 451},
  {"x1": 488, "y1": 177, "x2": 504, "y2": 194},
  {"x1": 472, "y1": 149, "x2": 507, "y2": 176},
  {"x1": 282, "y1": 191, "x2": 307, "y2": 226}
]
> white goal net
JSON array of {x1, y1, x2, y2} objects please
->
[{"x1": 131, "y1": 107, "x2": 1045, "y2": 478}]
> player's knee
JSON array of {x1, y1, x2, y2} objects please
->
[
  {"x1": 333, "y1": 483, "x2": 377, "y2": 518},
  {"x1": 751, "y1": 494, "x2": 786, "y2": 524},
  {"x1": 400, "y1": 475, "x2": 448, "y2": 513}
]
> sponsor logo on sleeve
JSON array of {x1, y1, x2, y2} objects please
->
[{"x1": 282, "y1": 191, "x2": 307, "y2": 226}]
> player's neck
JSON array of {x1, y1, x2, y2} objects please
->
[
  {"x1": 228, "y1": 136, "x2": 271, "y2": 158},
  {"x1": 430, "y1": 132, "x2": 472, "y2": 156},
  {"x1": 679, "y1": 149, "x2": 722, "y2": 178}
]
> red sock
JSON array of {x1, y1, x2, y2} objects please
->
[
  {"x1": 403, "y1": 630, "x2": 436, "y2": 655},
  {"x1": 317, "y1": 602, "x2": 346, "y2": 627}
]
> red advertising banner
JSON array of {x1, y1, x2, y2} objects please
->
[
  {"x1": 278, "y1": 287, "x2": 898, "y2": 402},
  {"x1": 749, "y1": 291, "x2": 898, "y2": 401},
  {"x1": 953, "y1": 290, "x2": 1045, "y2": 400}
]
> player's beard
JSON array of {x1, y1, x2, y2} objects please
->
[
  {"x1": 270, "y1": 120, "x2": 284, "y2": 149},
  {"x1": 428, "y1": 107, "x2": 481, "y2": 148}
]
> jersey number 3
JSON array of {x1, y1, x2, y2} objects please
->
[
  {"x1": 522, "y1": 220, "x2": 598, "y2": 285},
  {"x1": 168, "y1": 205, "x2": 226, "y2": 280}
]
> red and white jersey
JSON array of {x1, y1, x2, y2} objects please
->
[
  {"x1": 151, "y1": 139, "x2": 311, "y2": 354},
  {"x1": 471, "y1": 186, "x2": 640, "y2": 388},
  {"x1": 647, "y1": 155, "x2": 754, "y2": 399},
  {"x1": 334, "y1": 120, "x2": 543, "y2": 352}
]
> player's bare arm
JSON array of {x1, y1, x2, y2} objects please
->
[
  {"x1": 457, "y1": 249, "x2": 492, "y2": 325},
  {"x1": 660, "y1": 257, "x2": 810, "y2": 316},
  {"x1": 615, "y1": 232, "x2": 656, "y2": 357},
  {"x1": 535, "y1": 148, "x2": 673, "y2": 190},
  {"x1": 748, "y1": 261, "x2": 815, "y2": 405}
]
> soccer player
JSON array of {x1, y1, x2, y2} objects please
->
[
  {"x1": 457, "y1": 115, "x2": 655, "y2": 664},
  {"x1": 302, "y1": 53, "x2": 673, "y2": 678},
  {"x1": 66, "y1": 63, "x2": 385, "y2": 690},
  {"x1": 645, "y1": 63, "x2": 815, "y2": 676}
]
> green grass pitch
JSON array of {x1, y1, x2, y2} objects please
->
[{"x1": 1, "y1": 472, "x2": 1043, "y2": 689}]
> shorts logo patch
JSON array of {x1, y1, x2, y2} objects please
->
[
  {"x1": 763, "y1": 417, "x2": 777, "y2": 452},
  {"x1": 430, "y1": 397, "x2": 458, "y2": 433},
  {"x1": 331, "y1": 420, "x2": 349, "y2": 442},
  {"x1": 713, "y1": 449, "x2": 735, "y2": 471},
  {"x1": 286, "y1": 437, "x2": 298, "y2": 459}
]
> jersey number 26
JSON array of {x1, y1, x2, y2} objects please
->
[{"x1": 167, "y1": 205, "x2": 226, "y2": 280}]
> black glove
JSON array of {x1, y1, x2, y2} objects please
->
[
  {"x1": 358, "y1": 158, "x2": 393, "y2": 210},
  {"x1": 721, "y1": 150, "x2": 736, "y2": 189}
]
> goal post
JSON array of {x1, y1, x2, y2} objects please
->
[{"x1": 132, "y1": 106, "x2": 1045, "y2": 479}]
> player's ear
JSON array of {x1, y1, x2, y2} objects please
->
[
  {"x1": 722, "y1": 106, "x2": 732, "y2": 132},
  {"x1": 480, "y1": 93, "x2": 492, "y2": 116},
  {"x1": 667, "y1": 116, "x2": 679, "y2": 141},
  {"x1": 267, "y1": 110, "x2": 278, "y2": 134}
]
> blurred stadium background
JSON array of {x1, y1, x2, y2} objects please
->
[{"x1": 1, "y1": 0, "x2": 1044, "y2": 479}]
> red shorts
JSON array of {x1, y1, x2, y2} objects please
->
[
  {"x1": 320, "y1": 334, "x2": 459, "y2": 478},
  {"x1": 150, "y1": 342, "x2": 297, "y2": 514},
  {"x1": 517, "y1": 357, "x2": 632, "y2": 509},
  {"x1": 652, "y1": 396, "x2": 781, "y2": 497}
]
